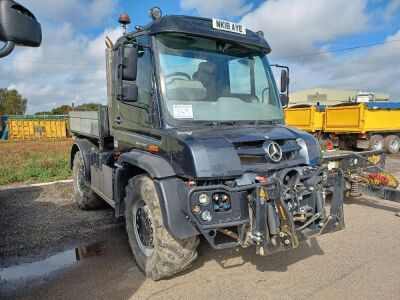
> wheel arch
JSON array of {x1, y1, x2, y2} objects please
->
[
  {"x1": 115, "y1": 151, "x2": 198, "y2": 239},
  {"x1": 70, "y1": 138, "x2": 98, "y2": 179}
]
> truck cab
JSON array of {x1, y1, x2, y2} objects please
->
[{"x1": 69, "y1": 10, "x2": 344, "y2": 280}]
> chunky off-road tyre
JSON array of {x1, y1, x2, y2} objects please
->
[
  {"x1": 384, "y1": 135, "x2": 400, "y2": 154},
  {"x1": 369, "y1": 134, "x2": 384, "y2": 151},
  {"x1": 124, "y1": 175, "x2": 199, "y2": 280},
  {"x1": 72, "y1": 151, "x2": 103, "y2": 209}
]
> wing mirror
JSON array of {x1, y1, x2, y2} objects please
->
[
  {"x1": 280, "y1": 94, "x2": 288, "y2": 107},
  {"x1": 118, "y1": 83, "x2": 138, "y2": 102},
  {"x1": 280, "y1": 69, "x2": 289, "y2": 93},
  {"x1": 0, "y1": 0, "x2": 42, "y2": 58},
  {"x1": 120, "y1": 46, "x2": 138, "y2": 81}
]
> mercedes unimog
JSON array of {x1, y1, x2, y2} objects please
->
[{"x1": 69, "y1": 8, "x2": 345, "y2": 280}]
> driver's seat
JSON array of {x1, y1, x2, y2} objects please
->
[{"x1": 193, "y1": 62, "x2": 218, "y2": 100}]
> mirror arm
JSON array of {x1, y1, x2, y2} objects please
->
[
  {"x1": 0, "y1": 41, "x2": 15, "y2": 58},
  {"x1": 123, "y1": 40, "x2": 150, "y2": 49}
]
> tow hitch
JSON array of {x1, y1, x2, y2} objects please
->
[
  {"x1": 249, "y1": 170, "x2": 345, "y2": 256},
  {"x1": 188, "y1": 168, "x2": 345, "y2": 255}
]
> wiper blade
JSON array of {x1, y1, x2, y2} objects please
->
[
  {"x1": 253, "y1": 120, "x2": 276, "y2": 126},
  {"x1": 204, "y1": 121, "x2": 237, "y2": 126}
]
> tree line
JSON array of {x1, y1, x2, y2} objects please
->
[{"x1": 0, "y1": 88, "x2": 100, "y2": 116}]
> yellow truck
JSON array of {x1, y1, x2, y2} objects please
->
[
  {"x1": 284, "y1": 105, "x2": 325, "y2": 135},
  {"x1": 324, "y1": 103, "x2": 400, "y2": 153}
]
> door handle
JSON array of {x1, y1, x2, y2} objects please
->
[{"x1": 114, "y1": 117, "x2": 121, "y2": 124}]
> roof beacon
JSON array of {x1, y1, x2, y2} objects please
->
[{"x1": 118, "y1": 13, "x2": 131, "y2": 35}]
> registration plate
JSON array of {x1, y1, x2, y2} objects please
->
[{"x1": 212, "y1": 18, "x2": 246, "y2": 35}]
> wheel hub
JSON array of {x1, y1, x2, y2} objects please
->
[
  {"x1": 373, "y1": 139, "x2": 382, "y2": 150},
  {"x1": 133, "y1": 203, "x2": 154, "y2": 255},
  {"x1": 390, "y1": 139, "x2": 399, "y2": 150}
]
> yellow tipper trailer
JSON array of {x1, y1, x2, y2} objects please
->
[
  {"x1": 324, "y1": 103, "x2": 400, "y2": 133},
  {"x1": 284, "y1": 105, "x2": 325, "y2": 133},
  {"x1": 324, "y1": 102, "x2": 400, "y2": 153},
  {"x1": 7, "y1": 115, "x2": 68, "y2": 140}
]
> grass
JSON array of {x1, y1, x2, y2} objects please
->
[{"x1": 0, "y1": 139, "x2": 72, "y2": 186}]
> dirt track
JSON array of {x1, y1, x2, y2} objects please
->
[{"x1": 0, "y1": 158, "x2": 399, "y2": 299}]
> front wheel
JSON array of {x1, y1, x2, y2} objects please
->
[{"x1": 124, "y1": 175, "x2": 199, "y2": 280}]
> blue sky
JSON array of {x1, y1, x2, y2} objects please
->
[{"x1": 1, "y1": 0, "x2": 399, "y2": 113}]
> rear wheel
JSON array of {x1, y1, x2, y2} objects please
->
[
  {"x1": 384, "y1": 135, "x2": 400, "y2": 154},
  {"x1": 124, "y1": 175, "x2": 199, "y2": 280},
  {"x1": 369, "y1": 135, "x2": 384, "y2": 151},
  {"x1": 72, "y1": 151, "x2": 103, "y2": 209}
]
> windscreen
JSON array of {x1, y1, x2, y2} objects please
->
[{"x1": 155, "y1": 33, "x2": 282, "y2": 125}]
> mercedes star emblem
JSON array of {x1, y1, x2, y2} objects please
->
[{"x1": 266, "y1": 142, "x2": 283, "y2": 162}]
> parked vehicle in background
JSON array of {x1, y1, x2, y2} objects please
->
[
  {"x1": 324, "y1": 102, "x2": 400, "y2": 153},
  {"x1": 285, "y1": 102, "x2": 400, "y2": 153},
  {"x1": 69, "y1": 8, "x2": 345, "y2": 280}
]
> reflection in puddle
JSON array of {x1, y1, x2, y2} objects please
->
[{"x1": 0, "y1": 242, "x2": 104, "y2": 282}]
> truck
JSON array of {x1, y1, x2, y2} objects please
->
[
  {"x1": 284, "y1": 104, "x2": 325, "y2": 137},
  {"x1": 69, "y1": 8, "x2": 345, "y2": 280},
  {"x1": 324, "y1": 102, "x2": 400, "y2": 153},
  {"x1": 285, "y1": 102, "x2": 400, "y2": 153}
]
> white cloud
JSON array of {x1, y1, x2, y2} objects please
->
[
  {"x1": 283, "y1": 30, "x2": 400, "y2": 100},
  {"x1": 0, "y1": 24, "x2": 121, "y2": 113},
  {"x1": 18, "y1": 0, "x2": 118, "y2": 27},
  {"x1": 240, "y1": 0, "x2": 370, "y2": 58},
  {"x1": 180, "y1": 0, "x2": 253, "y2": 18},
  {"x1": 238, "y1": 0, "x2": 399, "y2": 100},
  {"x1": 383, "y1": 0, "x2": 400, "y2": 21}
]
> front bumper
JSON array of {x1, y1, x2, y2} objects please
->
[{"x1": 186, "y1": 169, "x2": 345, "y2": 255}]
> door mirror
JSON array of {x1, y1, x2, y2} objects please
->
[
  {"x1": 280, "y1": 94, "x2": 289, "y2": 107},
  {"x1": 0, "y1": 0, "x2": 42, "y2": 58},
  {"x1": 280, "y1": 69, "x2": 288, "y2": 93},
  {"x1": 121, "y1": 46, "x2": 138, "y2": 81},
  {"x1": 118, "y1": 83, "x2": 138, "y2": 102}
]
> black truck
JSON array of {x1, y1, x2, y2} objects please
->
[{"x1": 69, "y1": 8, "x2": 345, "y2": 280}]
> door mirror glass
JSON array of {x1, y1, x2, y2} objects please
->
[
  {"x1": 280, "y1": 69, "x2": 288, "y2": 93},
  {"x1": 121, "y1": 46, "x2": 138, "y2": 81},
  {"x1": 118, "y1": 83, "x2": 138, "y2": 102},
  {"x1": 0, "y1": 0, "x2": 42, "y2": 58},
  {"x1": 280, "y1": 94, "x2": 289, "y2": 107}
]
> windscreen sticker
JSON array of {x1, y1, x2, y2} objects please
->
[{"x1": 173, "y1": 105, "x2": 193, "y2": 119}]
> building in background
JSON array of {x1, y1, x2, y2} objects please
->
[{"x1": 289, "y1": 88, "x2": 390, "y2": 106}]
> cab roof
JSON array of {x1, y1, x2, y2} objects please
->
[{"x1": 131, "y1": 15, "x2": 271, "y2": 54}]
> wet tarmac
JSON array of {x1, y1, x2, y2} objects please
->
[{"x1": 0, "y1": 242, "x2": 104, "y2": 282}]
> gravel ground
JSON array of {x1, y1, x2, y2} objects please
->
[
  {"x1": 0, "y1": 156, "x2": 399, "y2": 299},
  {"x1": 0, "y1": 183, "x2": 121, "y2": 267}
]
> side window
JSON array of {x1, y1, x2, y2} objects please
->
[
  {"x1": 254, "y1": 56, "x2": 271, "y2": 104},
  {"x1": 136, "y1": 46, "x2": 152, "y2": 105},
  {"x1": 229, "y1": 58, "x2": 251, "y2": 94}
]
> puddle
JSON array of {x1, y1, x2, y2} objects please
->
[{"x1": 0, "y1": 242, "x2": 105, "y2": 282}]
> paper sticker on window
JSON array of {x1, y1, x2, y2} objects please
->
[{"x1": 173, "y1": 105, "x2": 193, "y2": 119}]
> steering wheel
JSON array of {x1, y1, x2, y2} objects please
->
[{"x1": 164, "y1": 72, "x2": 191, "y2": 84}]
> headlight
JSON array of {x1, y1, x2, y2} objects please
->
[
  {"x1": 149, "y1": 7, "x2": 162, "y2": 20},
  {"x1": 198, "y1": 193, "x2": 210, "y2": 205},
  {"x1": 201, "y1": 210, "x2": 212, "y2": 221}
]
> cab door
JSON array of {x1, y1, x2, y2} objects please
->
[{"x1": 112, "y1": 35, "x2": 153, "y2": 139}]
